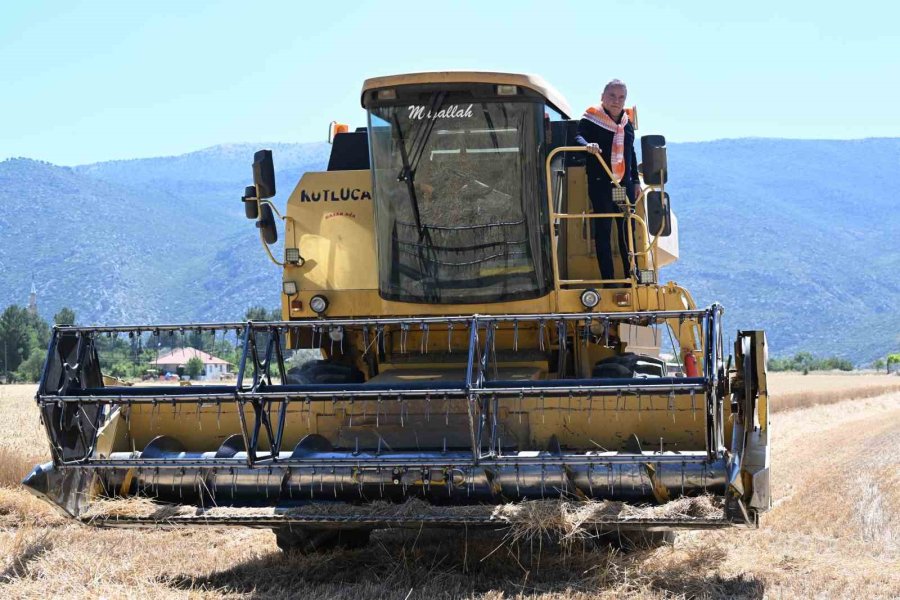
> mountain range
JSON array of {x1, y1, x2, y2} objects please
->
[{"x1": 1, "y1": 137, "x2": 897, "y2": 363}]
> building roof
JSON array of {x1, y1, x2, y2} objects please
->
[
  {"x1": 153, "y1": 347, "x2": 230, "y2": 366},
  {"x1": 361, "y1": 71, "x2": 572, "y2": 119}
]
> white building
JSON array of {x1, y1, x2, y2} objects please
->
[{"x1": 153, "y1": 347, "x2": 231, "y2": 380}]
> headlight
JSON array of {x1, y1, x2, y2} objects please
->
[
  {"x1": 282, "y1": 280, "x2": 298, "y2": 296},
  {"x1": 580, "y1": 288, "x2": 600, "y2": 309},
  {"x1": 284, "y1": 247, "x2": 304, "y2": 266},
  {"x1": 309, "y1": 295, "x2": 329, "y2": 314}
]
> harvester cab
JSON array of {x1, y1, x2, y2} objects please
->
[{"x1": 25, "y1": 72, "x2": 770, "y2": 550}]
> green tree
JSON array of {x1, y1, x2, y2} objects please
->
[
  {"x1": 872, "y1": 358, "x2": 885, "y2": 372},
  {"x1": 186, "y1": 356, "x2": 204, "y2": 379},
  {"x1": 25, "y1": 310, "x2": 50, "y2": 350},
  {"x1": 888, "y1": 354, "x2": 900, "y2": 374},
  {"x1": 244, "y1": 306, "x2": 281, "y2": 321},
  {"x1": 53, "y1": 307, "x2": 76, "y2": 326},
  {"x1": 15, "y1": 348, "x2": 45, "y2": 382},
  {"x1": 0, "y1": 305, "x2": 32, "y2": 374}
]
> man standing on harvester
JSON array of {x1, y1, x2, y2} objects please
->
[{"x1": 575, "y1": 79, "x2": 641, "y2": 284}]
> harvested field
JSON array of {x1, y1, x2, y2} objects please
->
[
  {"x1": 2, "y1": 375, "x2": 899, "y2": 598},
  {"x1": 767, "y1": 371, "x2": 900, "y2": 411}
]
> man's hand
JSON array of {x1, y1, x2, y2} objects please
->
[{"x1": 585, "y1": 143, "x2": 601, "y2": 156}]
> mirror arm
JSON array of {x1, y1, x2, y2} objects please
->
[
  {"x1": 256, "y1": 200, "x2": 292, "y2": 266},
  {"x1": 259, "y1": 199, "x2": 285, "y2": 220},
  {"x1": 258, "y1": 230, "x2": 285, "y2": 267}
]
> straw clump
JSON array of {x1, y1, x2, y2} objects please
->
[
  {"x1": 494, "y1": 495, "x2": 723, "y2": 544},
  {"x1": 78, "y1": 494, "x2": 722, "y2": 543}
]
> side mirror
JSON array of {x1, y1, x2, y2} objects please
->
[
  {"x1": 646, "y1": 191, "x2": 671, "y2": 236},
  {"x1": 640, "y1": 135, "x2": 668, "y2": 185},
  {"x1": 242, "y1": 185, "x2": 258, "y2": 219},
  {"x1": 256, "y1": 203, "x2": 278, "y2": 245},
  {"x1": 252, "y1": 149, "x2": 276, "y2": 199}
]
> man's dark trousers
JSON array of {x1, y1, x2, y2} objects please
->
[{"x1": 588, "y1": 177, "x2": 631, "y2": 282}]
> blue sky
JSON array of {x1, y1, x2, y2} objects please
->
[{"x1": 1, "y1": 0, "x2": 897, "y2": 165}]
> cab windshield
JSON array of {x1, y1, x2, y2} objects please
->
[{"x1": 368, "y1": 95, "x2": 552, "y2": 304}]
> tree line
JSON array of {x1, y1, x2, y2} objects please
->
[
  {"x1": 767, "y1": 352, "x2": 900, "y2": 374},
  {"x1": 0, "y1": 305, "x2": 75, "y2": 382},
  {"x1": 0, "y1": 305, "x2": 280, "y2": 383},
  {"x1": 766, "y1": 352, "x2": 854, "y2": 373}
]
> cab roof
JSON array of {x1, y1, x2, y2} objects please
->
[{"x1": 361, "y1": 71, "x2": 572, "y2": 119}]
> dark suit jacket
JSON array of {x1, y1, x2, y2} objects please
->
[{"x1": 574, "y1": 112, "x2": 640, "y2": 202}]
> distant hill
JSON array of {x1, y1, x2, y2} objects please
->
[
  {"x1": 0, "y1": 142, "x2": 329, "y2": 324},
  {"x1": 662, "y1": 138, "x2": 900, "y2": 363},
  {"x1": 1, "y1": 138, "x2": 897, "y2": 363}
]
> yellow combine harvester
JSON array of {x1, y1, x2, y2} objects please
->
[{"x1": 25, "y1": 72, "x2": 770, "y2": 550}]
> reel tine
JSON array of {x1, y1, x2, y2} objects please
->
[
  {"x1": 400, "y1": 322, "x2": 409, "y2": 354},
  {"x1": 538, "y1": 319, "x2": 545, "y2": 351},
  {"x1": 513, "y1": 319, "x2": 519, "y2": 352},
  {"x1": 556, "y1": 319, "x2": 565, "y2": 355},
  {"x1": 447, "y1": 321, "x2": 454, "y2": 354}
]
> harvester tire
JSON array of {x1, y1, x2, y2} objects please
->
[
  {"x1": 274, "y1": 527, "x2": 371, "y2": 554},
  {"x1": 592, "y1": 353, "x2": 666, "y2": 378},
  {"x1": 286, "y1": 360, "x2": 365, "y2": 385}
]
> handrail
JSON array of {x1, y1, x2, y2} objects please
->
[{"x1": 544, "y1": 146, "x2": 657, "y2": 289}]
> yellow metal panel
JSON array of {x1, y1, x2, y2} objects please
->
[
  {"x1": 119, "y1": 393, "x2": 708, "y2": 454},
  {"x1": 285, "y1": 170, "x2": 377, "y2": 291},
  {"x1": 755, "y1": 332, "x2": 769, "y2": 431}
]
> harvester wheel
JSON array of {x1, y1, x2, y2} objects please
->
[
  {"x1": 274, "y1": 527, "x2": 371, "y2": 554},
  {"x1": 285, "y1": 360, "x2": 365, "y2": 385},
  {"x1": 592, "y1": 353, "x2": 666, "y2": 378}
]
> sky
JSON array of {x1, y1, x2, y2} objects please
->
[{"x1": 1, "y1": 0, "x2": 898, "y2": 165}]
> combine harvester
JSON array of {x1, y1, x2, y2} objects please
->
[{"x1": 25, "y1": 72, "x2": 770, "y2": 551}]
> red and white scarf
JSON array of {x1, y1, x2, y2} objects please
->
[{"x1": 582, "y1": 105, "x2": 628, "y2": 183}]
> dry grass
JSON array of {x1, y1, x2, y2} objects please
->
[
  {"x1": 2, "y1": 377, "x2": 900, "y2": 598},
  {"x1": 768, "y1": 371, "x2": 900, "y2": 412}
]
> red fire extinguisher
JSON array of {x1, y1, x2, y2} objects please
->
[{"x1": 683, "y1": 350, "x2": 699, "y2": 377}]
